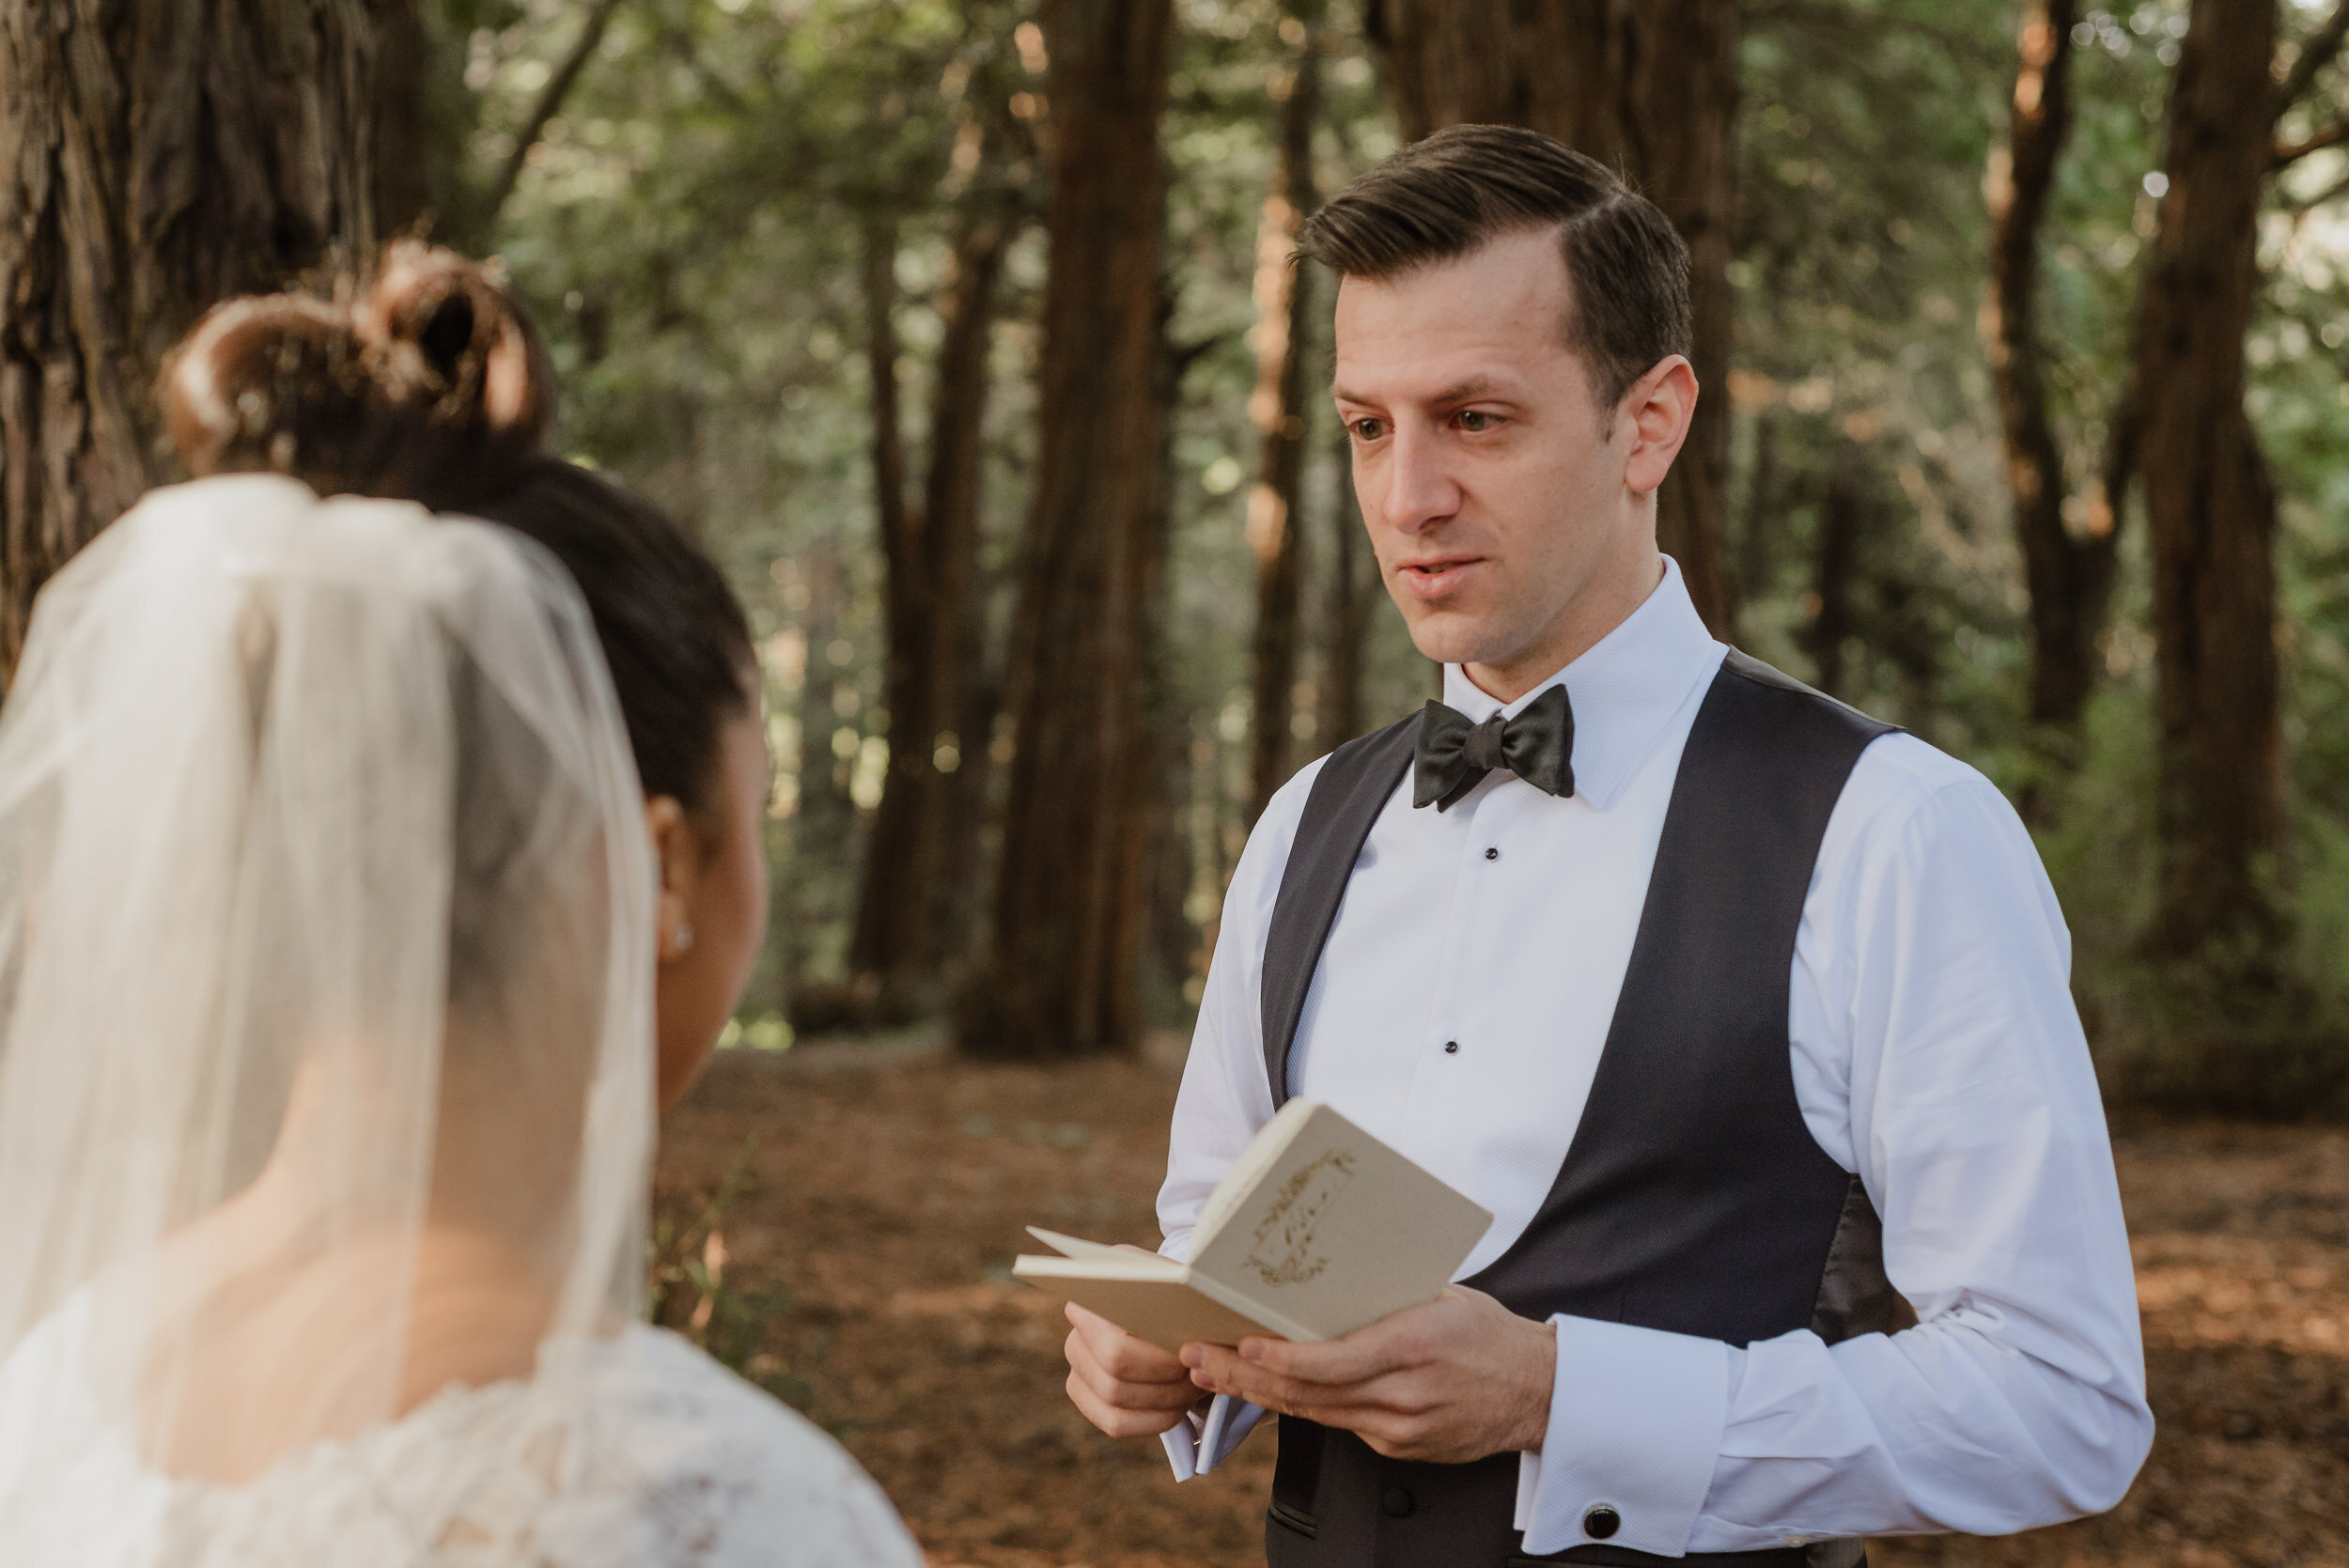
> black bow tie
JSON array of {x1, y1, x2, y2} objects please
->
[{"x1": 1413, "y1": 685, "x2": 1576, "y2": 813}]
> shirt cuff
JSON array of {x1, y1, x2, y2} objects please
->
[
  {"x1": 1159, "y1": 1394, "x2": 1268, "y2": 1481},
  {"x1": 1514, "y1": 1315, "x2": 1730, "y2": 1557}
]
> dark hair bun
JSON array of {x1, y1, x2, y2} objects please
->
[{"x1": 163, "y1": 242, "x2": 554, "y2": 510}]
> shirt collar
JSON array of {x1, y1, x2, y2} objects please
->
[{"x1": 1439, "y1": 555, "x2": 1725, "y2": 811}]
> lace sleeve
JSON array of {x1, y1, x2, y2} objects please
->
[
  {"x1": 519, "y1": 1327, "x2": 926, "y2": 1568},
  {"x1": 0, "y1": 1314, "x2": 926, "y2": 1568}
]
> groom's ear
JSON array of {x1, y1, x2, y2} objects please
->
[{"x1": 645, "y1": 795, "x2": 700, "y2": 963}]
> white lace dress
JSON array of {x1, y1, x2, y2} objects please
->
[{"x1": 0, "y1": 1294, "x2": 925, "y2": 1568}]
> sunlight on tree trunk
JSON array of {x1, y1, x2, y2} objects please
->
[
  {"x1": 1987, "y1": 0, "x2": 2118, "y2": 745},
  {"x1": 0, "y1": 0, "x2": 383, "y2": 681},
  {"x1": 961, "y1": 0, "x2": 1176, "y2": 1058},
  {"x1": 1246, "y1": 15, "x2": 1323, "y2": 823}
]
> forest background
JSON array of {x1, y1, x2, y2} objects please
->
[
  {"x1": 8, "y1": 4, "x2": 2349, "y2": 1563},
  {"x1": 11, "y1": 0, "x2": 2349, "y2": 1098}
]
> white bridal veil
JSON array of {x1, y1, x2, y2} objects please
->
[{"x1": 0, "y1": 475, "x2": 654, "y2": 1495}]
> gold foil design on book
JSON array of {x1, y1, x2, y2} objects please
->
[{"x1": 1242, "y1": 1149, "x2": 1357, "y2": 1287}]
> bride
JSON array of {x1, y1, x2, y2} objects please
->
[{"x1": 0, "y1": 256, "x2": 924, "y2": 1565}]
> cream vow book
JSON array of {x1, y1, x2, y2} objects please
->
[{"x1": 1013, "y1": 1098, "x2": 1492, "y2": 1353}]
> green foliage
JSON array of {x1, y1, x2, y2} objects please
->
[
  {"x1": 439, "y1": 0, "x2": 2349, "y2": 1106},
  {"x1": 648, "y1": 1137, "x2": 816, "y2": 1406}
]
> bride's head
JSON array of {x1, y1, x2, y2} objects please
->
[{"x1": 162, "y1": 244, "x2": 765, "y2": 1110}]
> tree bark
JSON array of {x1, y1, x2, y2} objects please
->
[
  {"x1": 850, "y1": 205, "x2": 1009, "y2": 1007},
  {"x1": 2130, "y1": 0, "x2": 2287, "y2": 956},
  {"x1": 373, "y1": 0, "x2": 431, "y2": 236},
  {"x1": 794, "y1": 539, "x2": 853, "y2": 847},
  {"x1": 1365, "y1": 0, "x2": 1739, "y2": 637},
  {"x1": 1143, "y1": 327, "x2": 1210, "y2": 1006},
  {"x1": 0, "y1": 0, "x2": 384, "y2": 681},
  {"x1": 1315, "y1": 422, "x2": 1377, "y2": 751},
  {"x1": 1246, "y1": 25, "x2": 1321, "y2": 821},
  {"x1": 959, "y1": 0, "x2": 1175, "y2": 1058},
  {"x1": 1635, "y1": 2, "x2": 1740, "y2": 640},
  {"x1": 1804, "y1": 471, "x2": 1861, "y2": 700},
  {"x1": 1986, "y1": 0, "x2": 2116, "y2": 734},
  {"x1": 847, "y1": 216, "x2": 920, "y2": 1010}
]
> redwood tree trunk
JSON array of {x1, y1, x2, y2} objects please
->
[
  {"x1": 1316, "y1": 423, "x2": 1377, "y2": 751},
  {"x1": 848, "y1": 216, "x2": 923, "y2": 1011},
  {"x1": 2132, "y1": 0, "x2": 2287, "y2": 955},
  {"x1": 850, "y1": 206, "x2": 1008, "y2": 1007},
  {"x1": 1987, "y1": 0, "x2": 2116, "y2": 734},
  {"x1": 1247, "y1": 23, "x2": 1321, "y2": 821},
  {"x1": 1366, "y1": 0, "x2": 1739, "y2": 636},
  {"x1": 0, "y1": 0, "x2": 383, "y2": 679},
  {"x1": 960, "y1": 0, "x2": 1175, "y2": 1057},
  {"x1": 1805, "y1": 472, "x2": 1861, "y2": 699},
  {"x1": 1634, "y1": 2, "x2": 1739, "y2": 638}
]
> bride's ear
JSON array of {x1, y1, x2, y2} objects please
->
[{"x1": 645, "y1": 796, "x2": 701, "y2": 963}]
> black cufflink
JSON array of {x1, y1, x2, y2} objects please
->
[{"x1": 1582, "y1": 1504, "x2": 1622, "y2": 1540}]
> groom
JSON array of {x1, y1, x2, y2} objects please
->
[{"x1": 1060, "y1": 125, "x2": 2151, "y2": 1565}]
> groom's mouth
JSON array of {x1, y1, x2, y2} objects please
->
[{"x1": 1396, "y1": 555, "x2": 1484, "y2": 600}]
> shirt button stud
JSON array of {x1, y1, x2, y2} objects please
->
[
  {"x1": 1442, "y1": 1040, "x2": 1459, "y2": 1055},
  {"x1": 1582, "y1": 1504, "x2": 1622, "y2": 1540},
  {"x1": 1485, "y1": 846, "x2": 1499, "y2": 861},
  {"x1": 1380, "y1": 1484, "x2": 1415, "y2": 1517}
]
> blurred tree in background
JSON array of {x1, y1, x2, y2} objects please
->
[
  {"x1": 18, "y1": 0, "x2": 2349, "y2": 1108},
  {"x1": 0, "y1": 0, "x2": 391, "y2": 667}
]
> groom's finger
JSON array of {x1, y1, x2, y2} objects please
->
[
  {"x1": 1065, "y1": 1363, "x2": 1192, "y2": 1437},
  {"x1": 1066, "y1": 1327, "x2": 1197, "y2": 1405},
  {"x1": 1182, "y1": 1343, "x2": 1406, "y2": 1416},
  {"x1": 1238, "y1": 1329, "x2": 1399, "y2": 1388},
  {"x1": 1181, "y1": 1328, "x2": 1408, "y2": 1397},
  {"x1": 1062, "y1": 1305, "x2": 1198, "y2": 1439},
  {"x1": 1066, "y1": 1303, "x2": 1189, "y2": 1384}
]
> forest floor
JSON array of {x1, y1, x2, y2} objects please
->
[{"x1": 654, "y1": 1037, "x2": 2349, "y2": 1568}]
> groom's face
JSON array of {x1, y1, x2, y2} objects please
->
[{"x1": 1331, "y1": 228, "x2": 1660, "y2": 687}]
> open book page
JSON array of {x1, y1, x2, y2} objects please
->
[
  {"x1": 1023, "y1": 1228, "x2": 1162, "y2": 1266},
  {"x1": 1008, "y1": 1259, "x2": 1281, "y2": 1353},
  {"x1": 1017, "y1": 1228, "x2": 1278, "y2": 1350},
  {"x1": 1013, "y1": 1100, "x2": 1490, "y2": 1351}
]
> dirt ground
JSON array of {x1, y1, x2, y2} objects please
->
[{"x1": 653, "y1": 1037, "x2": 2349, "y2": 1568}]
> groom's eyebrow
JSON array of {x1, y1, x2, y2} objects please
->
[
  {"x1": 1431, "y1": 377, "x2": 1505, "y2": 405},
  {"x1": 1331, "y1": 377, "x2": 1509, "y2": 407}
]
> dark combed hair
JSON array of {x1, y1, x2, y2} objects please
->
[
  {"x1": 1297, "y1": 124, "x2": 1691, "y2": 408},
  {"x1": 162, "y1": 243, "x2": 754, "y2": 815}
]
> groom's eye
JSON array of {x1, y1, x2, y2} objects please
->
[
  {"x1": 1456, "y1": 410, "x2": 1495, "y2": 433},
  {"x1": 1349, "y1": 417, "x2": 1384, "y2": 442}
]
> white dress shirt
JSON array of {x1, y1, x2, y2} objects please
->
[{"x1": 1156, "y1": 558, "x2": 2151, "y2": 1557}]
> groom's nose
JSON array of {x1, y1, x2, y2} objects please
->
[{"x1": 1377, "y1": 420, "x2": 1464, "y2": 536}]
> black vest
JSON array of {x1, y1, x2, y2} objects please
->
[{"x1": 1257, "y1": 652, "x2": 1901, "y2": 1568}]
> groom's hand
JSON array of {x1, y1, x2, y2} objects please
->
[
  {"x1": 1063, "y1": 1302, "x2": 1201, "y2": 1438},
  {"x1": 1180, "y1": 1285, "x2": 1555, "y2": 1464}
]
